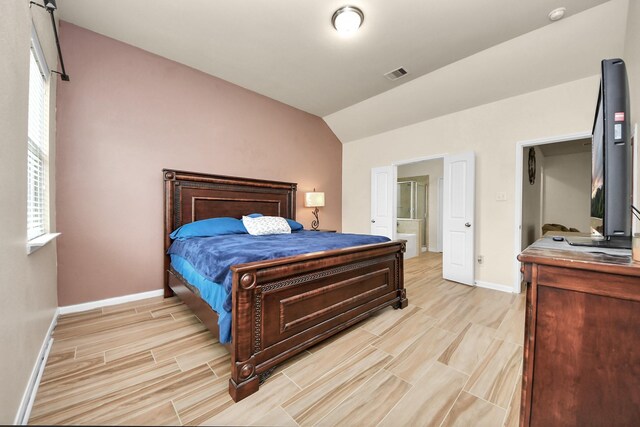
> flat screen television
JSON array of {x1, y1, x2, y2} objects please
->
[{"x1": 569, "y1": 58, "x2": 632, "y2": 249}]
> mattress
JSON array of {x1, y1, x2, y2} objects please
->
[
  {"x1": 168, "y1": 230, "x2": 390, "y2": 343},
  {"x1": 169, "y1": 254, "x2": 233, "y2": 343}
]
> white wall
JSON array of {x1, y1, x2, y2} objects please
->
[
  {"x1": 340, "y1": 1, "x2": 632, "y2": 291},
  {"x1": 625, "y1": 0, "x2": 640, "y2": 213},
  {"x1": 542, "y1": 152, "x2": 592, "y2": 233},
  {"x1": 0, "y1": 2, "x2": 59, "y2": 423},
  {"x1": 325, "y1": 0, "x2": 628, "y2": 143},
  {"x1": 521, "y1": 147, "x2": 544, "y2": 249},
  {"x1": 342, "y1": 76, "x2": 600, "y2": 289},
  {"x1": 398, "y1": 159, "x2": 444, "y2": 251}
]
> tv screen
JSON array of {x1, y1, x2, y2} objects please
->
[
  {"x1": 590, "y1": 58, "x2": 631, "y2": 240},
  {"x1": 591, "y1": 92, "x2": 605, "y2": 236}
]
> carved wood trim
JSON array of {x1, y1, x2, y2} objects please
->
[
  {"x1": 165, "y1": 169, "x2": 297, "y2": 191},
  {"x1": 253, "y1": 289, "x2": 262, "y2": 353},
  {"x1": 181, "y1": 181, "x2": 293, "y2": 195},
  {"x1": 261, "y1": 255, "x2": 395, "y2": 293}
]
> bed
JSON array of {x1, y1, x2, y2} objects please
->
[{"x1": 163, "y1": 169, "x2": 407, "y2": 401}]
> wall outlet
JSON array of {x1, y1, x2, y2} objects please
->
[
  {"x1": 477, "y1": 255, "x2": 484, "y2": 264},
  {"x1": 496, "y1": 192, "x2": 507, "y2": 201}
]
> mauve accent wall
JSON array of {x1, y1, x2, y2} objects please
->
[{"x1": 56, "y1": 22, "x2": 342, "y2": 306}]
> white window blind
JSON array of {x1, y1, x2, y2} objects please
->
[{"x1": 27, "y1": 42, "x2": 49, "y2": 241}]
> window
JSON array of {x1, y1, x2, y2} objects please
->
[{"x1": 27, "y1": 31, "x2": 50, "y2": 241}]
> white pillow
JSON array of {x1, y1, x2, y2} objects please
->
[{"x1": 242, "y1": 216, "x2": 291, "y2": 236}]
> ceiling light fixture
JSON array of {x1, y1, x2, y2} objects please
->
[
  {"x1": 548, "y1": 7, "x2": 566, "y2": 22},
  {"x1": 332, "y1": 6, "x2": 364, "y2": 36}
]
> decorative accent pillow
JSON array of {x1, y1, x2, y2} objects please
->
[
  {"x1": 245, "y1": 213, "x2": 304, "y2": 231},
  {"x1": 242, "y1": 216, "x2": 291, "y2": 236}
]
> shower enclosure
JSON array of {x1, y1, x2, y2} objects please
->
[
  {"x1": 397, "y1": 181, "x2": 426, "y2": 220},
  {"x1": 397, "y1": 180, "x2": 428, "y2": 254}
]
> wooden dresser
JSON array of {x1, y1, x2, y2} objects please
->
[{"x1": 518, "y1": 239, "x2": 640, "y2": 427}]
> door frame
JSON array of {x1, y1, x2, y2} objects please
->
[
  {"x1": 437, "y1": 177, "x2": 444, "y2": 252},
  {"x1": 513, "y1": 131, "x2": 590, "y2": 293},
  {"x1": 634, "y1": 124, "x2": 639, "y2": 229},
  {"x1": 392, "y1": 154, "x2": 447, "y2": 241}
]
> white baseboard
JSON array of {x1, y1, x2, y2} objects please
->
[
  {"x1": 475, "y1": 280, "x2": 515, "y2": 294},
  {"x1": 14, "y1": 289, "x2": 166, "y2": 424},
  {"x1": 14, "y1": 308, "x2": 59, "y2": 425},
  {"x1": 58, "y1": 289, "x2": 165, "y2": 315}
]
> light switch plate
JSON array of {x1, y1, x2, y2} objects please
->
[{"x1": 496, "y1": 192, "x2": 507, "y2": 201}]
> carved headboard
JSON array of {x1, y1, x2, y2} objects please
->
[{"x1": 163, "y1": 169, "x2": 297, "y2": 254}]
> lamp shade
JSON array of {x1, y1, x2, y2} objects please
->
[{"x1": 305, "y1": 192, "x2": 325, "y2": 208}]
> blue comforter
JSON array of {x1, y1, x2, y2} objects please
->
[{"x1": 168, "y1": 230, "x2": 390, "y2": 315}]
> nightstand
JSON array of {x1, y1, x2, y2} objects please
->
[{"x1": 309, "y1": 229, "x2": 336, "y2": 233}]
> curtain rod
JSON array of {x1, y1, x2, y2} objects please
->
[{"x1": 29, "y1": 0, "x2": 70, "y2": 81}]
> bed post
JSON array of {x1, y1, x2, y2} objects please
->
[
  {"x1": 163, "y1": 170, "x2": 176, "y2": 298},
  {"x1": 395, "y1": 242, "x2": 408, "y2": 309},
  {"x1": 229, "y1": 271, "x2": 260, "y2": 401}
]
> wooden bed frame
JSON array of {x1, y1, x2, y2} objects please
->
[{"x1": 163, "y1": 169, "x2": 407, "y2": 401}]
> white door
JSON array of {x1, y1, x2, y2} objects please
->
[
  {"x1": 443, "y1": 152, "x2": 475, "y2": 285},
  {"x1": 370, "y1": 166, "x2": 395, "y2": 238}
]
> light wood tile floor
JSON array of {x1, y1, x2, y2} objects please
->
[{"x1": 30, "y1": 252, "x2": 524, "y2": 426}]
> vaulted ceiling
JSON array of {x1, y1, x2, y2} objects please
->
[{"x1": 58, "y1": 0, "x2": 612, "y2": 119}]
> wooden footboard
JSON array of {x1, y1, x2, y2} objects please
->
[{"x1": 228, "y1": 240, "x2": 406, "y2": 401}]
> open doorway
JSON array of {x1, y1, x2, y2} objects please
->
[
  {"x1": 514, "y1": 131, "x2": 591, "y2": 292},
  {"x1": 396, "y1": 159, "x2": 444, "y2": 259},
  {"x1": 372, "y1": 152, "x2": 476, "y2": 286},
  {"x1": 521, "y1": 139, "x2": 592, "y2": 249}
]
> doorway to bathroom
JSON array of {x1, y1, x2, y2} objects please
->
[
  {"x1": 371, "y1": 151, "x2": 476, "y2": 286},
  {"x1": 396, "y1": 159, "x2": 444, "y2": 259}
]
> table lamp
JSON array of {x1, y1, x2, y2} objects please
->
[{"x1": 304, "y1": 189, "x2": 325, "y2": 231}]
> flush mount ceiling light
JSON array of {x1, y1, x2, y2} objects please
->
[
  {"x1": 548, "y1": 7, "x2": 566, "y2": 21},
  {"x1": 332, "y1": 6, "x2": 364, "y2": 36}
]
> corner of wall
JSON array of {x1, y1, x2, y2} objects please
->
[{"x1": 0, "y1": 2, "x2": 59, "y2": 423}]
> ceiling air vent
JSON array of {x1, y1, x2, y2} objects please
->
[{"x1": 384, "y1": 67, "x2": 408, "y2": 81}]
